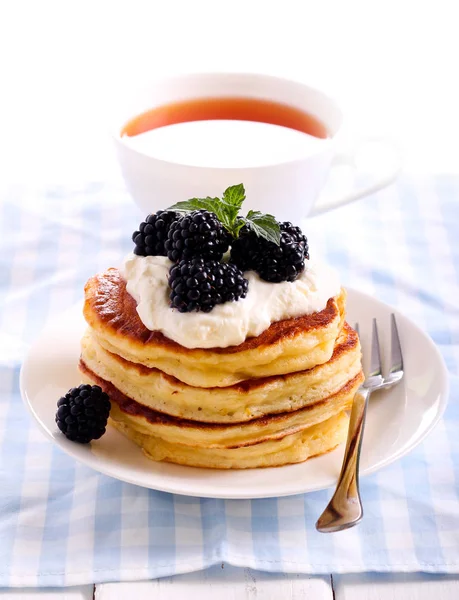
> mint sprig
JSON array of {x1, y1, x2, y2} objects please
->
[
  {"x1": 168, "y1": 184, "x2": 280, "y2": 245},
  {"x1": 243, "y1": 211, "x2": 280, "y2": 245}
]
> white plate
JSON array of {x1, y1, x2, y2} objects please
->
[{"x1": 20, "y1": 288, "x2": 449, "y2": 499}]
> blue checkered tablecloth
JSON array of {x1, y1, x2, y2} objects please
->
[{"x1": 0, "y1": 177, "x2": 458, "y2": 586}]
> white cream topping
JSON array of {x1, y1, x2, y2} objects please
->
[{"x1": 121, "y1": 254, "x2": 340, "y2": 349}]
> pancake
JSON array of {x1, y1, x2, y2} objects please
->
[
  {"x1": 83, "y1": 268, "x2": 346, "y2": 387},
  {"x1": 79, "y1": 362, "x2": 363, "y2": 449},
  {"x1": 81, "y1": 323, "x2": 361, "y2": 423},
  {"x1": 109, "y1": 411, "x2": 350, "y2": 469}
]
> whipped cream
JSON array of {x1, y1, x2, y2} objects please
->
[{"x1": 121, "y1": 254, "x2": 340, "y2": 349}]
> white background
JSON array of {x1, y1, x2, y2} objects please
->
[{"x1": 0, "y1": 0, "x2": 458, "y2": 187}]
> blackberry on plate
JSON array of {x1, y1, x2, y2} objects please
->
[
  {"x1": 168, "y1": 257, "x2": 248, "y2": 313},
  {"x1": 132, "y1": 210, "x2": 180, "y2": 256},
  {"x1": 56, "y1": 384, "x2": 111, "y2": 444},
  {"x1": 231, "y1": 222, "x2": 308, "y2": 283},
  {"x1": 164, "y1": 210, "x2": 230, "y2": 262}
]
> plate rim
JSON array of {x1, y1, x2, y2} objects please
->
[{"x1": 19, "y1": 287, "x2": 450, "y2": 499}]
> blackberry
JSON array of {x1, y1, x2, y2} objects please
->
[
  {"x1": 228, "y1": 224, "x2": 255, "y2": 271},
  {"x1": 230, "y1": 222, "x2": 308, "y2": 283},
  {"x1": 55, "y1": 384, "x2": 111, "y2": 444},
  {"x1": 256, "y1": 232, "x2": 305, "y2": 282},
  {"x1": 164, "y1": 210, "x2": 230, "y2": 262},
  {"x1": 132, "y1": 210, "x2": 181, "y2": 256},
  {"x1": 280, "y1": 222, "x2": 309, "y2": 259},
  {"x1": 168, "y1": 257, "x2": 248, "y2": 313}
]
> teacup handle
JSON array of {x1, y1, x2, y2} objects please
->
[{"x1": 309, "y1": 136, "x2": 402, "y2": 217}]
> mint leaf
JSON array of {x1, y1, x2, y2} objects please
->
[
  {"x1": 244, "y1": 210, "x2": 281, "y2": 245},
  {"x1": 222, "y1": 183, "x2": 245, "y2": 209},
  {"x1": 221, "y1": 184, "x2": 245, "y2": 225},
  {"x1": 169, "y1": 197, "x2": 221, "y2": 213}
]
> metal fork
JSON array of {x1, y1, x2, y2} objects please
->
[{"x1": 316, "y1": 314, "x2": 404, "y2": 533}]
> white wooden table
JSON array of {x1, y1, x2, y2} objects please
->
[{"x1": 1, "y1": 569, "x2": 458, "y2": 599}]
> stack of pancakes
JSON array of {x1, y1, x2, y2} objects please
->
[{"x1": 79, "y1": 268, "x2": 363, "y2": 469}]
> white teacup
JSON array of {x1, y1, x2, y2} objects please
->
[{"x1": 113, "y1": 72, "x2": 400, "y2": 221}]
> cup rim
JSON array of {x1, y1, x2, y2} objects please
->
[{"x1": 112, "y1": 71, "x2": 342, "y2": 170}]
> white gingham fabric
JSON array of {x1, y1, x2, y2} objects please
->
[{"x1": 0, "y1": 177, "x2": 458, "y2": 586}]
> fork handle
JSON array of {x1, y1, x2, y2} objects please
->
[{"x1": 316, "y1": 386, "x2": 370, "y2": 533}]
